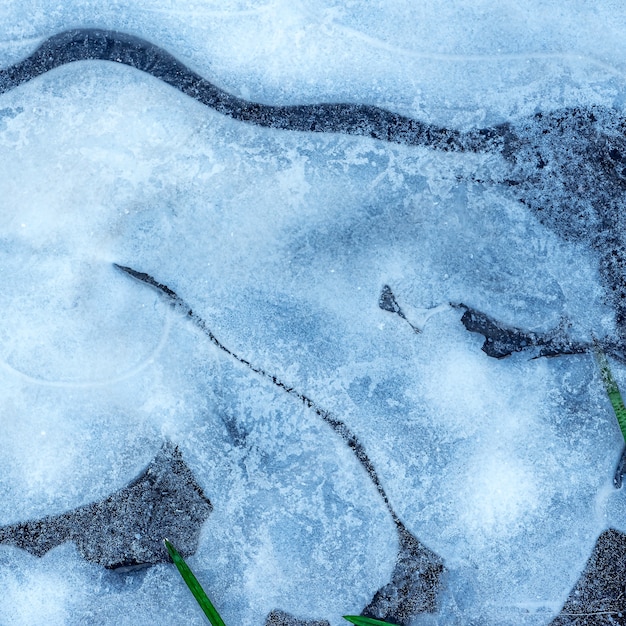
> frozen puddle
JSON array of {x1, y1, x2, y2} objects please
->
[{"x1": 1, "y1": 4, "x2": 626, "y2": 625}]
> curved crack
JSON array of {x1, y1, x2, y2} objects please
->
[{"x1": 114, "y1": 263, "x2": 445, "y2": 624}]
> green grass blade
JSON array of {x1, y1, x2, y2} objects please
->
[
  {"x1": 343, "y1": 616, "x2": 397, "y2": 626},
  {"x1": 594, "y1": 344, "x2": 626, "y2": 441},
  {"x1": 164, "y1": 539, "x2": 226, "y2": 626}
]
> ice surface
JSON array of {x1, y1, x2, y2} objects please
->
[{"x1": 1, "y1": 2, "x2": 626, "y2": 625}]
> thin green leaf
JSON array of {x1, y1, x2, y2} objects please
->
[
  {"x1": 164, "y1": 539, "x2": 226, "y2": 626},
  {"x1": 343, "y1": 616, "x2": 397, "y2": 626},
  {"x1": 594, "y1": 343, "x2": 626, "y2": 441}
]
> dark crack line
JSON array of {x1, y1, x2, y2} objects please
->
[
  {"x1": 114, "y1": 263, "x2": 402, "y2": 527},
  {"x1": 0, "y1": 29, "x2": 506, "y2": 153},
  {"x1": 116, "y1": 268, "x2": 448, "y2": 626}
]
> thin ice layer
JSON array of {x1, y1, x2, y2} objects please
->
[{"x1": 1, "y1": 4, "x2": 626, "y2": 626}]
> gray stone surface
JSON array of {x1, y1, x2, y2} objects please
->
[
  {"x1": 363, "y1": 523, "x2": 445, "y2": 626},
  {"x1": 551, "y1": 529, "x2": 626, "y2": 626},
  {"x1": 0, "y1": 441, "x2": 212, "y2": 569},
  {"x1": 264, "y1": 610, "x2": 330, "y2": 626}
]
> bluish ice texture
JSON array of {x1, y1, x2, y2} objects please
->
[{"x1": 1, "y1": 2, "x2": 626, "y2": 625}]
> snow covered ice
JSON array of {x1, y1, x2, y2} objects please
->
[{"x1": 2, "y1": 1, "x2": 626, "y2": 625}]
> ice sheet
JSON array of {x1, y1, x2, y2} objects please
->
[{"x1": 1, "y1": 2, "x2": 626, "y2": 625}]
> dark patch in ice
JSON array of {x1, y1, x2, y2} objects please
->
[
  {"x1": 501, "y1": 108, "x2": 622, "y2": 242},
  {"x1": 362, "y1": 523, "x2": 445, "y2": 626},
  {"x1": 454, "y1": 303, "x2": 626, "y2": 364},
  {"x1": 0, "y1": 29, "x2": 503, "y2": 153},
  {"x1": 379, "y1": 285, "x2": 402, "y2": 315},
  {"x1": 379, "y1": 285, "x2": 420, "y2": 334},
  {"x1": 613, "y1": 446, "x2": 626, "y2": 489},
  {"x1": 115, "y1": 264, "x2": 446, "y2": 623},
  {"x1": 550, "y1": 529, "x2": 626, "y2": 626},
  {"x1": 501, "y1": 108, "x2": 626, "y2": 342},
  {"x1": 454, "y1": 303, "x2": 589, "y2": 360},
  {"x1": 0, "y1": 441, "x2": 212, "y2": 569},
  {"x1": 265, "y1": 610, "x2": 330, "y2": 626}
]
